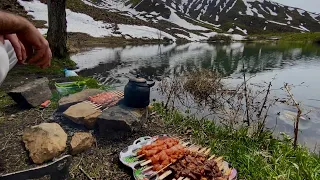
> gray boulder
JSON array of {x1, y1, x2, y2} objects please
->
[
  {"x1": 58, "y1": 89, "x2": 104, "y2": 111},
  {"x1": 8, "y1": 77, "x2": 52, "y2": 108},
  {"x1": 97, "y1": 105, "x2": 144, "y2": 136}
]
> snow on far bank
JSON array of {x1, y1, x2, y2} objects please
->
[
  {"x1": 118, "y1": 24, "x2": 176, "y2": 40},
  {"x1": 176, "y1": 33, "x2": 207, "y2": 41},
  {"x1": 18, "y1": 0, "x2": 176, "y2": 40}
]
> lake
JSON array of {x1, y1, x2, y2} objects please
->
[{"x1": 71, "y1": 42, "x2": 320, "y2": 150}]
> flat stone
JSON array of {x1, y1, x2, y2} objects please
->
[
  {"x1": 70, "y1": 132, "x2": 95, "y2": 155},
  {"x1": 22, "y1": 123, "x2": 67, "y2": 164},
  {"x1": 97, "y1": 105, "x2": 145, "y2": 136},
  {"x1": 63, "y1": 102, "x2": 101, "y2": 129},
  {"x1": 83, "y1": 111, "x2": 101, "y2": 129},
  {"x1": 58, "y1": 89, "x2": 105, "y2": 111},
  {"x1": 8, "y1": 77, "x2": 52, "y2": 108}
]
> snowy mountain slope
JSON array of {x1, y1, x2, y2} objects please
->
[{"x1": 83, "y1": 0, "x2": 320, "y2": 35}]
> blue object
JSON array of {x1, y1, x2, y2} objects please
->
[{"x1": 64, "y1": 69, "x2": 78, "y2": 77}]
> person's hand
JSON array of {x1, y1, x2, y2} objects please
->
[
  {"x1": 4, "y1": 34, "x2": 27, "y2": 63},
  {"x1": 17, "y1": 25, "x2": 52, "y2": 68}
]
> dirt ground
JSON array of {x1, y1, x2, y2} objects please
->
[{"x1": 0, "y1": 67, "x2": 178, "y2": 179}]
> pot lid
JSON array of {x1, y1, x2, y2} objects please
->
[{"x1": 129, "y1": 77, "x2": 147, "y2": 83}]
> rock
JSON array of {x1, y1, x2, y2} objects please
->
[
  {"x1": 70, "y1": 132, "x2": 95, "y2": 155},
  {"x1": 83, "y1": 111, "x2": 101, "y2": 129},
  {"x1": 63, "y1": 102, "x2": 101, "y2": 129},
  {"x1": 97, "y1": 105, "x2": 145, "y2": 136},
  {"x1": 8, "y1": 78, "x2": 52, "y2": 108},
  {"x1": 22, "y1": 123, "x2": 67, "y2": 164},
  {"x1": 58, "y1": 89, "x2": 105, "y2": 111}
]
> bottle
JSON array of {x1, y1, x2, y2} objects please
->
[{"x1": 64, "y1": 69, "x2": 78, "y2": 77}]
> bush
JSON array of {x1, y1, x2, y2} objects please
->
[{"x1": 208, "y1": 34, "x2": 232, "y2": 42}]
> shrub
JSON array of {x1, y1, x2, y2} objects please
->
[{"x1": 208, "y1": 34, "x2": 232, "y2": 42}]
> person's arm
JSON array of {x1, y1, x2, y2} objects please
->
[
  {"x1": 0, "y1": 11, "x2": 52, "y2": 68},
  {"x1": 0, "y1": 11, "x2": 32, "y2": 34}
]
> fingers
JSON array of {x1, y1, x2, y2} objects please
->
[
  {"x1": 28, "y1": 47, "x2": 46, "y2": 65},
  {"x1": 29, "y1": 46, "x2": 52, "y2": 69},
  {"x1": 19, "y1": 41, "x2": 27, "y2": 63},
  {"x1": 5, "y1": 34, "x2": 23, "y2": 61}
]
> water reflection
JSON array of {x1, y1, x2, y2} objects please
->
[
  {"x1": 72, "y1": 43, "x2": 320, "y2": 78},
  {"x1": 71, "y1": 42, "x2": 320, "y2": 150}
]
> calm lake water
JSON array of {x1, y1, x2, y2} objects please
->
[{"x1": 71, "y1": 42, "x2": 320, "y2": 150}]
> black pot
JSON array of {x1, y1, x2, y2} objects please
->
[{"x1": 124, "y1": 77, "x2": 155, "y2": 108}]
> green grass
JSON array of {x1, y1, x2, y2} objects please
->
[
  {"x1": 153, "y1": 103, "x2": 320, "y2": 180},
  {"x1": 249, "y1": 32, "x2": 320, "y2": 43},
  {"x1": 11, "y1": 57, "x2": 76, "y2": 76}
]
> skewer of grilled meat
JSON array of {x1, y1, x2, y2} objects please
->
[{"x1": 169, "y1": 151, "x2": 226, "y2": 180}]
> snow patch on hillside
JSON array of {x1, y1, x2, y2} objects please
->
[
  {"x1": 18, "y1": 0, "x2": 176, "y2": 40},
  {"x1": 242, "y1": 0, "x2": 254, "y2": 16},
  {"x1": 160, "y1": 8, "x2": 208, "y2": 30},
  {"x1": 309, "y1": 12, "x2": 320, "y2": 22},
  {"x1": 226, "y1": 0, "x2": 237, "y2": 13},
  {"x1": 236, "y1": 26, "x2": 248, "y2": 35},
  {"x1": 266, "y1": 7, "x2": 277, "y2": 16},
  {"x1": 268, "y1": 20, "x2": 287, "y2": 26},
  {"x1": 298, "y1": 25, "x2": 310, "y2": 32},
  {"x1": 285, "y1": 14, "x2": 293, "y2": 21},
  {"x1": 228, "y1": 28, "x2": 234, "y2": 33},
  {"x1": 297, "y1": 9, "x2": 305, "y2": 16}
]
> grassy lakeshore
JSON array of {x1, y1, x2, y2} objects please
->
[
  {"x1": 249, "y1": 32, "x2": 320, "y2": 43},
  {"x1": 152, "y1": 103, "x2": 320, "y2": 180}
]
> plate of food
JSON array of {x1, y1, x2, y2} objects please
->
[{"x1": 119, "y1": 135, "x2": 237, "y2": 180}]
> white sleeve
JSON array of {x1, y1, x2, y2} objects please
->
[
  {"x1": 0, "y1": 41, "x2": 10, "y2": 85},
  {"x1": 0, "y1": 40, "x2": 18, "y2": 85}
]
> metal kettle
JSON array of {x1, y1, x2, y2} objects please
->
[{"x1": 124, "y1": 77, "x2": 155, "y2": 108}]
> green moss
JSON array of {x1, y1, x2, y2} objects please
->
[
  {"x1": 153, "y1": 103, "x2": 320, "y2": 180},
  {"x1": 0, "y1": 91, "x2": 15, "y2": 111}
]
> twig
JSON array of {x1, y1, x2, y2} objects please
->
[
  {"x1": 79, "y1": 166, "x2": 93, "y2": 180},
  {"x1": 0, "y1": 133, "x2": 13, "y2": 152},
  {"x1": 257, "y1": 81, "x2": 272, "y2": 118},
  {"x1": 284, "y1": 83, "x2": 302, "y2": 148},
  {"x1": 243, "y1": 63, "x2": 250, "y2": 126}
]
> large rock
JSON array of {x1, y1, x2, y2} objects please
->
[
  {"x1": 63, "y1": 102, "x2": 101, "y2": 129},
  {"x1": 70, "y1": 132, "x2": 95, "y2": 155},
  {"x1": 97, "y1": 105, "x2": 144, "y2": 136},
  {"x1": 8, "y1": 77, "x2": 52, "y2": 108},
  {"x1": 22, "y1": 123, "x2": 67, "y2": 164},
  {"x1": 58, "y1": 89, "x2": 105, "y2": 111}
]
